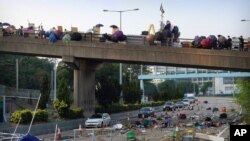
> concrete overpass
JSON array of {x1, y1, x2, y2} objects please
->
[{"x1": 1, "y1": 36, "x2": 250, "y2": 115}]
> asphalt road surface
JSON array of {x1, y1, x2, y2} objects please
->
[{"x1": 37, "y1": 97, "x2": 240, "y2": 141}]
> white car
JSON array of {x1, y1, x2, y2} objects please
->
[
  {"x1": 85, "y1": 113, "x2": 111, "y2": 128},
  {"x1": 182, "y1": 99, "x2": 191, "y2": 105}
]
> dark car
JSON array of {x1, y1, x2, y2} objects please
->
[
  {"x1": 163, "y1": 102, "x2": 175, "y2": 111},
  {"x1": 174, "y1": 101, "x2": 185, "y2": 108},
  {"x1": 138, "y1": 107, "x2": 155, "y2": 118}
]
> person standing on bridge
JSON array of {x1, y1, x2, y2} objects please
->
[
  {"x1": 239, "y1": 35, "x2": 244, "y2": 51},
  {"x1": 227, "y1": 36, "x2": 232, "y2": 50}
]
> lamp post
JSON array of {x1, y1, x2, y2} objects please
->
[
  {"x1": 241, "y1": 19, "x2": 250, "y2": 22},
  {"x1": 103, "y1": 8, "x2": 139, "y2": 104},
  {"x1": 103, "y1": 8, "x2": 139, "y2": 30}
]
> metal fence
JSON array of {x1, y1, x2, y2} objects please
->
[{"x1": 0, "y1": 85, "x2": 54, "y2": 100}]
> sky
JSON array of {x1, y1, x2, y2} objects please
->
[{"x1": 1, "y1": 0, "x2": 250, "y2": 38}]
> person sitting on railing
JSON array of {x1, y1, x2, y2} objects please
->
[
  {"x1": 102, "y1": 25, "x2": 127, "y2": 43},
  {"x1": 38, "y1": 26, "x2": 45, "y2": 39},
  {"x1": 160, "y1": 20, "x2": 174, "y2": 46}
]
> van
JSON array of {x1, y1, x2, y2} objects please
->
[{"x1": 182, "y1": 99, "x2": 191, "y2": 105}]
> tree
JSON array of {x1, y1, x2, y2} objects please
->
[
  {"x1": 38, "y1": 72, "x2": 51, "y2": 109},
  {"x1": 57, "y1": 61, "x2": 73, "y2": 90},
  {"x1": 95, "y1": 63, "x2": 121, "y2": 106},
  {"x1": 153, "y1": 80, "x2": 186, "y2": 101},
  {"x1": 200, "y1": 82, "x2": 212, "y2": 95},
  {"x1": 95, "y1": 77, "x2": 121, "y2": 107},
  {"x1": 144, "y1": 81, "x2": 158, "y2": 100},
  {"x1": 0, "y1": 54, "x2": 54, "y2": 89},
  {"x1": 57, "y1": 77, "x2": 72, "y2": 108},
  {"x1": 123, "y1": 80, "x2": 142, "y2": 104},
  {"x1": 236, "y1": 78, "x2": 250, "y2": 124}
]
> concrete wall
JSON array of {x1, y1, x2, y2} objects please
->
[{"x1": 0, "y1": 37, "x2": 250, "y2": 71}]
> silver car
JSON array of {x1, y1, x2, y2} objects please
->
[{"x1": 85, "y1": 113, "x2": 111, "y2": 128}]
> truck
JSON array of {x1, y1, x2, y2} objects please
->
[{"x1": 183, "y1": 93, "x2": 196, "y2": 103}]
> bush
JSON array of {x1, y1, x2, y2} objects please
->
[
  {"x1": 34, "y1": 109, "x2": 49, "y2": 122},
  {"x1": 53, "y1": 99, "x2": 69, "y2": 118},
  {"x1": 10, "y1": 109, "x2": 32, "y2": 124},
  {"x1": 68, "y1": 108, "x2": 84, "y2": 119}
]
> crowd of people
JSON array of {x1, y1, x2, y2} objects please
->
[
  {"x1": 191, "y1": 34, "x2": 247, "y2": 51},
  {"x1": 1, "y1": 21, "x2": 249, "y2": 51}
]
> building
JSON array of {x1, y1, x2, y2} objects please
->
[{"x1": 146, "y1": 66, "x2": 237, "y2": 95}]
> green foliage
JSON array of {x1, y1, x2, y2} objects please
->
[
  {"x1": 57, "y1": 62, "x2": 73, "y2": 90},
  {"x1": 123, "y1": 80, "x2": 142, "y2": 104},
  {"x1": 10, "y1": 109, "x2": 32, "y2": 124},
  {"x1": 34, "y1": 109, "x2": 49, "y2": 122},
  {"x1": 153, "y1": 80, "x2": 193, "y2": 101},
  {"x1": 53, "y1": 99, "x2": 69, "y2": 118},
  {"x1": 236, "y1": 78, "x2": 250, "y2": 124},
  {"x1": 176, "y1": 80, "x2": 198, "y2": 96},
  {"x1": 144, "y1": 81, "x2": 158, "y2": 99},
  {"x1": 200, "y1": 82, "x2": 212, "y2": 95},
  {"x1": 57, "y1": 78, "x2": 72, "y2": 108},
  {"x1": 10, "y1": 109, "x2": 49, "y2": 124},
  {"x1": 38, "y1": 73, "x2": 51, "y2": 109},
  {"x1": 0, "y1": 55, "x2": 54, "y2": 89},
  {"x1": 95, "y1": 63, "x2": 121, "y2": 107},
  {"x1": 68, "y1": 108, "x2": 84, "y2": 119}
]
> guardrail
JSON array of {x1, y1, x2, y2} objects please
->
[{"x1": 1, "y1": 30, "x2": 249, "y2": 50}]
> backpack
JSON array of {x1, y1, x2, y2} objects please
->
[{"x1": 71, "y1": 32, "x2": 82, "y2": 41}]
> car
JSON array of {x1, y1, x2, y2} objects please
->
[
  {"x1": 182, "y1": 99, "x2": 191, "y2": 105},
  {"x1": 138, "y1": 107, "x2": 155, "y2": 118},
  {"x1": 186, "y1": 97, "x2": 195, "y2": 103},
  {"x1": 85, "y1": 113, "x2": 111, "y2": 128},
  {"x1": 174, "y1": 101, "x2": 185, "y2": 108},
  {"x1": 163, "y1": 102, "x2": 175, "y2": 111}
]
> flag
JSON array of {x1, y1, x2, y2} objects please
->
[{"x1": 160, "y1": 3, "x2": 165, "y2": 13}]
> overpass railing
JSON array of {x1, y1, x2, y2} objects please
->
[{"x1": 1, "y1": 30, "x2": 249, "y2": 50}]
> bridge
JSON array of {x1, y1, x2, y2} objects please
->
[{"x1": 1, "y1": 36, "x2": 250, "y2": 115}]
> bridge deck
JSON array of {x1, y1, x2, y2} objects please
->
[{"x1": 0, "y1": 36, "x2": 250, "y2": 71}]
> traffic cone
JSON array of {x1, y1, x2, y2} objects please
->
[
  {"x1": 79, "y1": 124, "x2": 82, "y2": 136},
  {"x1": 57, "y1": 128, "x2": 61, "y2": 140}
]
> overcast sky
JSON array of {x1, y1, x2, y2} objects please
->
[{"x1": 1, "y1": 0, "x2": 250, "y2": 38}]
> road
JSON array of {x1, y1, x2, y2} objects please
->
[{"x1": 36, "y1": 97, "x2": 239, "y2": 141}]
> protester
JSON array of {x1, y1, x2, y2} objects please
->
[
  {"x1": 227, "y1": 36, "x2": 232, "y2": 50},
  {"x1": 239, "y1": 35, "x2": 244, "y2": 51},
  {"x1": 103, "y1": 25, "x2": 126, "y2": 43}
]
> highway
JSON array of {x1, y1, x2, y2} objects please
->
[{"x1": 36, "y1": 97, "x2": 239, "y2": 141}]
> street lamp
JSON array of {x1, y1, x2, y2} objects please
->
[
  {"x1": 103, "y1": 8, "x2": 139, "y2": 30},
  {"x1": 241, "y1": 19, "x2": 250, "y2": 22},
  {"x1": 103, "y1": 8, "x2": 139, "y2": 104}
]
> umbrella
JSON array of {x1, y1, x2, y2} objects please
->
[
  {"x1": 18, "y1": 134, "x2": 40, "y2": 141},
  {"x1": 1, "y1": 22, "x2": 11, "y2": 26},
  {"x1": 95, "y1": 24, "x2": 104, "y2": 28},
  {"x1": 110, "y1": 25, "x2": 118, "y2": 29}
]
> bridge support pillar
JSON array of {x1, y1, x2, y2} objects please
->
[{"x1": 73, "y1": 60, "x2": 101, "y2": 117}]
